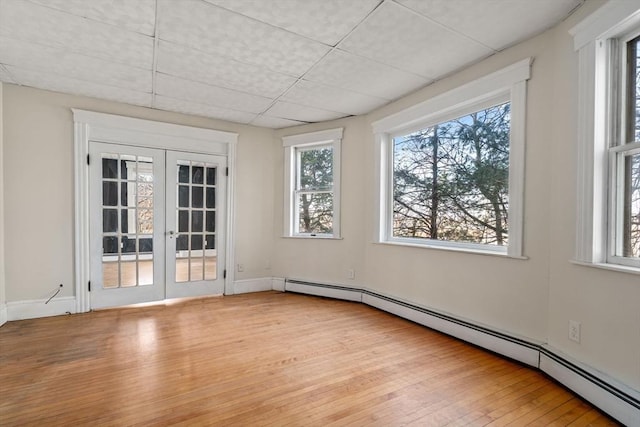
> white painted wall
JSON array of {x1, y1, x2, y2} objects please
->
[
  {"x1": 0, "y1": 82, "x2": 6, "y2": 324},
  {"x1": 547, "y1": 2, "x2": 640, "y2": 391},
  {"x1": 273, "y1": 0, "x2": 639, "y2": 393},
  {"x1": 1, "y1": 84, "x2": 274, "y2": 302},
  {"x1": 1, "y1": 0, "x2": 637, "y2": 400}
]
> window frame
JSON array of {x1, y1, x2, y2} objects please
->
[
  {"x1": 571, "y1": 2, "x2": 640, "y2": 273},
  {"x1": 372, "y1": 59, "x2": 531, "y2": 258},
  {"x1": 283, "y1": 128, "x2": 343, "y2": 239}
]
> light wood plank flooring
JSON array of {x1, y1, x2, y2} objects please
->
[{"x1": 0, "y1": 292, "x2": 619, "y2": 426}]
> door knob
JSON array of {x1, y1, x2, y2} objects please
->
[{"x1": 168, "y1": 230, "x2": 175, "y2": 238}]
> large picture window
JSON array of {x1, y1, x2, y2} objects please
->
[
  {"x1": 393, "y1": 102, "x2": 511, "y2": 246},
  {"x1": 373, "y1": 59, "x2": 530, "y2": 257},
  {"x1": 283, "y1": 128, "x2": 342, "y2": 238}
]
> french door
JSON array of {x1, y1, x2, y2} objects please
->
[{"x1": 89, "y1": 142, "x2": 226, "y2": 309}]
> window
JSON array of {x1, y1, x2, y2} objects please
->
[
  {"x1": 611, "y1": 32, "x2": 640, "y2": 266},
  {"x1": 283, "y1": 128, "x2": 342, "y2": 238},
  {"x1": 373, "y1": 59, "x2": 531, "y2": 257},
  {"x1": 392, "y1": 101, "x2": 511, "y2": 247},
  {"x1": 571, "y1": 2, "x2": 640, "y2": 271}
]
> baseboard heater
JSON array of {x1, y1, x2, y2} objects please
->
[{"x1": 283, "y1": 278, "x2": 640, "y2": 427}]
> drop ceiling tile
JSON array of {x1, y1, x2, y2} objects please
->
[
  {"x1": 251, "y1": 115, "x2": 307, "y2": 129},
  {"x1": 203, "y1": 0, "x2": 381, "y2": 46},
  {"x1": 155, "y1": 73, "x2": 274, "y2": 114},
  {"x1": 397, "y1": 0, "x2": 581, "y2": 51},
  {"x1": 0, "y1": 64, "x2": 16, "y2": 84},
  {"x1": 339, "y1": 1, "x2": 492, "y2": 79},
  {"x1": 282, "y1": 80, "x2": 387, "y2": 116},
  {"x1": 154, "y1": 95, "x2": 257, "y2": 124},
  {"x1": 304, "y1": 49, "x2": 430, "y2": 100},
  {"x1": 0, "y1": 0, "x2": 154, "y2": 69},
  {"x1": 28, "y1": 0, "x2": 156, "y2": 36},
  {"x1": 265, "y1": 101, "x2": 347, "y2": 123},
  {"x1": 0, "y1": 37, "x2": 152, "y2": 92},
  {"x1": 156, "y1": 41, "x2": 296, "y2": 99},
  {"x1": 4, "y1": 65, "x2": 152, "y2": 106},
  {"x1": 157, "y1": 0, "x2": 330, "y2": 77}
]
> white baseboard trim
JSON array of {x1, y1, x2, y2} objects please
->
[
  {"x1": 282, "y1": 278, "x2": 639, "y2": 426},
  {"x1": 233, "y1": 278, "x2": 273, "y2": 294},
  {"x1": 285, "y1": 279, "x2": 362, "y2": 302},
  {"x1": 540, "y1": 346, "x2": 640, "y2": 427},
  {"x1": 7, "y1": 296, "x2": 76, "y2": 321},
  {"x1": 272, "y1": 277, "x2": 285, "y2": 292},
  {"x1": 0, "y1": 303, "x2": 7, "y2": 326},
  {"x1": 362, "y1": 292, "x2": 540, "y2": 367}
]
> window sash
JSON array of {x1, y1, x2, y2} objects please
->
[
  {"x1": 388, "y1": 101, "x2": 511, "y2": 250},
  {"x1": 607, "y1": 31, "x2": 640, "y2": 267},
  {"x1": 295, "y1": 144, "x2": 333, "y2": 193}
]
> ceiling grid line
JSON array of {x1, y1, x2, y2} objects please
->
[
  {"x1": 250, "y1": 0, "x2": 389, "y2": 124},
  {"x1": 0, "y1": 0, "x2": 584, "y2": 128},
  {"x1": 151, "y1": 0, "x2": 160, "y2": 106},
  {"x1": 390, "y1": 0, "x2": 498, "y2": 54}
]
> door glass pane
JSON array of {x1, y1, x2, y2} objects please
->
[
  {"x1": 103, "y1": 182, "x2": 118, "y2": 206},
  {"x1": 102, "y1": 157, "x2": 118, "y2": 179},
  {"x1": 192, "y1": 186, "x2": 203, "y2": 208},
  {"x1": 178, "y1": 165, "x2": 190, "y2": 183},
  {"x1": 204, "y1": 256, "x2": 216, "y2": 280},
  {"x1": 191, "y1": 211, "x2": 203, "y2": 232},
  {"x1": 174, "y1": 159, "x2": 218, "y2": 282},
  {"x1": 100, "y1": 153, "x2": 155, "y2": 289},
  {"x1": 178, "y1": 186, "x2": 189, "y2": 207},
  {"x1": 192, "y1": 165, "x2": 204, "y2": 184},
  {"x1": 206, "y1": 211, "x2": 215, "y2": 232},
  {"x1": 121, "y1": 261, "x2": 137, "y2": 287},
  {"x1": 103, "y1": 209, "x2": 118, "y2": 233},
  {"x1": 178, "y1": 210, "x2": 189, "y2": 233},
  {"x1": 206, "y1": 187, "x2": 215, "y2": 209}
]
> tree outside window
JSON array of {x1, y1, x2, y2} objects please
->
[{"x1": 392, "y1": 102, "x2": 511, "y2": 246}]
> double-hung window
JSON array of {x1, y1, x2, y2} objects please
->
[
  {"x1": 283, "y1": 128, "x2": 342, "y2": 238},
  {"x1": 373, "y1": 59, "x2": 531, "y2": 257},
  {"x1": 571, "y1": 2, "x2": 640, "y2": 271},
  {"x1": 611, "y1": 32, "x2": 640, "y2": 266}
]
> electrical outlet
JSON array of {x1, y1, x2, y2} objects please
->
[
  {"x1": 569, "y1": 320, "x2": 581, "y2": 343},
  {"x1": 237, "y1": 263, "x2": 244, "y2": 272},
  {"x1": 347, "y1": 269, "x2": 355, "y2": 280}
]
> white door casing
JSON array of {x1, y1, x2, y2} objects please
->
[{"x1": 74, "y1": 110, "x2": 238, "y2": 312}]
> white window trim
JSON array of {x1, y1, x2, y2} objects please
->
[
  {"x1": 372, "y1": 58, "x2": 531, "y2": 258},
  {"x1": 283, "y1": 128, "x2": 343, "y2": 239},
  {"x1": 570, "y1": 2, "x2": 640, "y2": 272},
  {"x1": 73, "y1": 109, "x2": 239, "y2": 313}
]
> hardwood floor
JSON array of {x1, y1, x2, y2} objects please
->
[{"x1": 0, "y1": 292, "x2": 619, "y2": 426}]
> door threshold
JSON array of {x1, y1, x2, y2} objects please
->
[{"x1": 92, "y1": 294, "x2": 224, "y2": 311}]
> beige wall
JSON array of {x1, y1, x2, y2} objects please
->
[
  {"x1": 2, "y1": 84, "x2": 274, "y2": 302},
  {"x1": 547, "y1": 3, "x2": 640, "y2": 390},
  {"x1": 272, "y1": 0, "x2": 639, "y2": 392},
  {"x1": 0, "y1": 83, "x2": 5, "y2": 313},
  {"x1": 1, "y1": 0, "x2": 637, "y2": 395}
]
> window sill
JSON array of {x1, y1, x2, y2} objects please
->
[
  {"x1": 282, "y1": 235, "x2": 343, "y2": 240},
  {"x1": 375, "y1": 240, "x2": 528, "y2": 260},
  {"x1": 570, "y1": 260, "x2": 640, "y2": 275}
]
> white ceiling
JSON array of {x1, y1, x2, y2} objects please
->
[{"x1": 0, "y1": 0, "x2": 583, "y2": 129}]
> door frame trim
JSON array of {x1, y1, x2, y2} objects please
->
[{"x1": 73, "y1": 109, "x2": 238, "y2": 312}]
